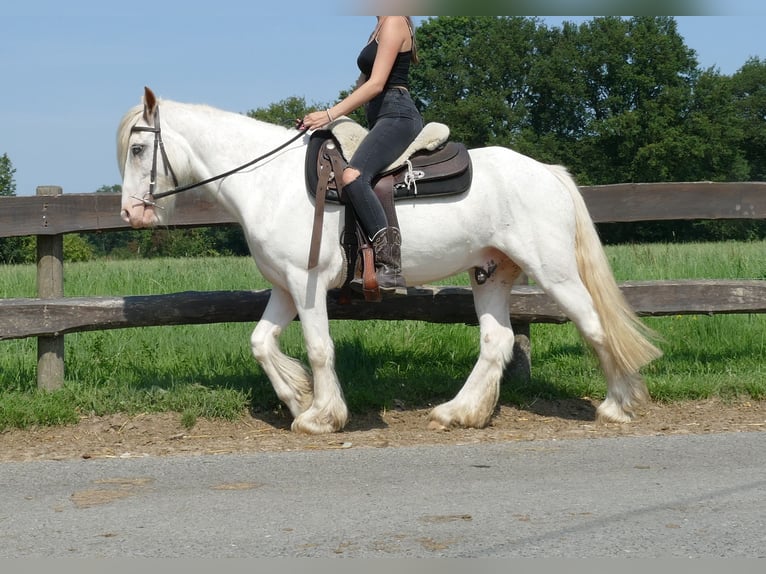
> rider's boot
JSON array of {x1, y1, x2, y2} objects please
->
[
  {"x1": 343, "y1": 178, "x2": 407, "y2": 297},
  {"x1": 370, "y1": 227, "x2": 407, "y2": 296}
]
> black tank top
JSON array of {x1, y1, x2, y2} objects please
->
[{"x1": 357, "y1": 40, "x2": 412, "y2": 89}]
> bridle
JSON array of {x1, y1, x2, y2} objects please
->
[
  {"x1": 129, "y1": 106, "x2": 307, "y2": 206},
  {"x1": 129, "y1": 107, "x2": 179, "y2": 206}
]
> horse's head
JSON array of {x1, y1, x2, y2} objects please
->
[{"x1": 117, "y1": 87, "x2": 179, "y2": 228}]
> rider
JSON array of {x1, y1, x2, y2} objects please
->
[{"x1": 301, "y1": 16, "x2": 423, "y2": 294}]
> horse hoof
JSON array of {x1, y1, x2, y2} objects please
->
[
  {"x1": 596, "y1": 399, "x2": 634, "y2": 423},
  {"x1": 291, "y1": 407, "x2": 347, "y2": 434},
  {"x1": 429, "y1": 402, "x2": 494, "y2": 430},
  {"x1": 427, "y1": 419, "x2": 450, "y2": 431},
  {"x1": 291, "y1": 418, "x2": 336, "y2": 434},
  {"x1": 427, "y1": 406, "x2": 458, "y2": 430}
]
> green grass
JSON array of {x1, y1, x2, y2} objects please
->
[{"x1": 1, "y1": 241, "x2": 765, "y2": 430}]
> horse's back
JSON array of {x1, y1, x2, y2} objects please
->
[
  {"x1": 393, "y1": 144, "x2": 580, "y2": 284},
  {"x1": 395, "y1": 144, "x2": 578, "y2": 233},
  {"x1": 458, "y1": 145, "x2": 578, "y2": 220},
  {"x1": 468, "y1": 145, "x2": 570, "y2": 186}
]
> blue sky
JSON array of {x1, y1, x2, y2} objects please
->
[{"x1": 1, "y1": 1, "x2": 765, "y2": 196}]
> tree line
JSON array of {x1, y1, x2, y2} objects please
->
[{"x1": 2, "y1": 16, "x2": 765, "y2": 263}]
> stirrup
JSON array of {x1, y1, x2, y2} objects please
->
[{"x1": 350, "y1": 245, "x2": 382, "y2": 302}]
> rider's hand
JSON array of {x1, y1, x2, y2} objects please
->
[{"x1": 301, "y1": 110, "x2": 333, "y2": 131}]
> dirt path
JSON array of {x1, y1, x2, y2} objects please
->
[{"x1": 1, "y1": 398, "x2": 764, "y2": 463}]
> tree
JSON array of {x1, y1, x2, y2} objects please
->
[
  {"x1": 515, "y1": 20, "x2": 592, "y2": 165},
  {"x1": 86, "y1": 184, "x2": 145, "y2": 257},
  {"x1": 412, "y1": 16, "x2": 545, "y2": 148},
  {"x1": 411, "y1": 16, "x2": 738, "y2": 185},
  {"x1": 409, "y1": 16, "x2": 760, "y2": 243},
  {"x1": 0, "y1": 154, "x2": 33, "y2": 263},
  {"x1": 0, "y1": 153, "x2": 16, "y2": 197},
  {"x1": 732, "y1": 58, "x2": 766, "y2": 181},
  {"x1": 85, "y1": 185, "x2": 250, "y2": 259},
  {"x1": 685, "y1": 69, "x2": 748, "y2": 182},
  {"x1": 566, "y1": 17, "x2": 702, "y2": 184},
  {"x1": 248, "y1": 95, "x2": 337, "y2": 127}
]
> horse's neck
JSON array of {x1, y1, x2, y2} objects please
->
[
  {"x1": 174, "y1": 106, "x2": 284, "y2": 165},
  {"x1": 168, "y1": 104, "x2": 309, "y2": 222},
  {"x1": 168, "y1": 105, "x2": 288, "y2": 181}
]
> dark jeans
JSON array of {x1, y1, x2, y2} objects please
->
[{"x1": 345, "y1": 88, "x2": 424, "y2": 239}]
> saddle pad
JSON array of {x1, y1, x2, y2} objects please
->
[{"x1": 329, "y1": 117, "x2": 450, "y2": 172}]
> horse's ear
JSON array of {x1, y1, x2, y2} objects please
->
[{"x1": 142, "y1": 86, "x2": 157, "y2": 124}]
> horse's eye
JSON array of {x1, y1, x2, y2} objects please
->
[{"x1": 131, "y1": 144, "x2": 144, "y2": 156}]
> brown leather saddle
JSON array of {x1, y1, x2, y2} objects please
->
[{"x1": 304, "y1": 128, "x2": 472, "y2": 301}]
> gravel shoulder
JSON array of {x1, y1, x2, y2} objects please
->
[{"x1": 1, "y1": 397, "x2": 764, "y2": 462}]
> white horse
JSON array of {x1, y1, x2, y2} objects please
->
[{"x1": 118, "y1": 87, "x2": 662, "y2": 434}]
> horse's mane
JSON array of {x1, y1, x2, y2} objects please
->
[
  {"x1": 116, "y1": 98, "x2": 229, "y2": 177},
  {"x1": 117, "y1": 98, "x2": 291, "y2": 179},
  {"x1": 116, "y1": 104, "x2": 144, "y2": 178}
]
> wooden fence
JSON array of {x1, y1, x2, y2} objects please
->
[{"x1": 2, "y1": 183, "x2": 766, "y2": 390}]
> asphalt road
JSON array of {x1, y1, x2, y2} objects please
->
[{"x1": 1, "y1": 432, "x2": 764, "y2": 558}]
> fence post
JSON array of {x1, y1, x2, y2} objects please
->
[
  {"x1": 507, "y1": 273, "x2": 531, "y2": 383},
  {"x1": 509, "y1": 322, "x2": 531, "y2": 383},
  {"x1": 36, "y1": 186, "x2": 65, "y2": 390}
]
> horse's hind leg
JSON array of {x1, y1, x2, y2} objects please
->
[
  {"x1": 428, "y1": 256, "x2": 521, "y2": 430},
  {"x1": 250, "y1": 287, "x2": 314, "y2": 418},
  {"x1": 534, "y1": 276, "x2": 649, "y2": 423}
]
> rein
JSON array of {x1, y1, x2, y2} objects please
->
[{"x1": 129, "y1": 107, "x2": 307, "y2": 204}]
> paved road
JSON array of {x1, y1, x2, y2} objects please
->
[{"x1": 1, "y1": 432, "x2": 764, "y2": 557}]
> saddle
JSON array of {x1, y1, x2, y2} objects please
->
[{"x1": 304, "y1": 117, "x2": 473, "y2": 301}]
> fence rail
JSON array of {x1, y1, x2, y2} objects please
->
[
  {"x1": 2, "y1": 281, "x2": 766, "y2": 341},
  {"x1": 2, "y1": 183, "x2": 766, "y2": 237},
  {"x1": 2, "y1": 184, "x2": 765, "y2": 389}
]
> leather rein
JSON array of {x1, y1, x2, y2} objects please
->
[{"x1": 129, "y1": 107, "x2": 307, "y2": 205}]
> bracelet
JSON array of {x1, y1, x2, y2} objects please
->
[{"x1": 326, "y1": 109, "x2": 334, "y2": 122}]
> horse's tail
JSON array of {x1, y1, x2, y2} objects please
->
[{"x1": 548, "y1": 165, "x2": 663, "y2": 376}]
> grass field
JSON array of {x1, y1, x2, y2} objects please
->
[{"x1": 1, "y1": 240, "x2": 764, "y2": 429}]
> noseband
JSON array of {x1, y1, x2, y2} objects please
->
[{"x1": 129, "y1": 105, "x2": 307, "y2": 205}]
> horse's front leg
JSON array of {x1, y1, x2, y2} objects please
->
[
  {"x1": 290, "y1": 286, "x2": 349, "y2": 434},
  {"x1": 250, "y1": 286, "x2": 314, "y2": 418}
]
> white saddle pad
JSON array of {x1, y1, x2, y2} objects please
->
[{"x1": 327, "y1": 117, "x2": 450, "y2": 172}]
